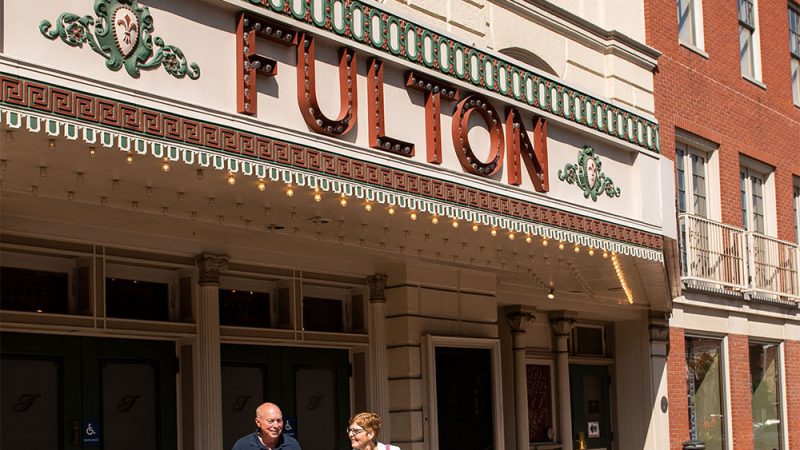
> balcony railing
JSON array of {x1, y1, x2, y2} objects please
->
[{"x1": 678, "y1": 213, "x2": 800, "y2": 302}]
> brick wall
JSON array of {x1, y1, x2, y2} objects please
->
[
  {"x1": 786, "y1": 340, "x2": 800, "y2": 450},
  {"x1": 726, "y1": 334, "x2": 754, "y2": 449},
  {"x1": 667, "y1": 327, "x2": 687, "y2": 450},
  {"x1": 645, "y1": 0, "x2": 800, "y2": 241}
]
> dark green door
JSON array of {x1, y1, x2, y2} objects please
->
[
  {"x1": 1, "y1": 333, "x2": 176, "y2": 450},
  {"x1": 221, "y1": 345, "x2": 350, "y2": 450},
  {"x1": 569, "y1": 364, "x2": 612, "y2": 449}
]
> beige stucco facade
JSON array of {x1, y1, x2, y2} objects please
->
[{"x1": 1, "y1": 1, "x2": 674, "y2": 450}]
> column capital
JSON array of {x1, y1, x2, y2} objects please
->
[
  {"x1": 367, "y1": 273, "x2": 388, "y2": 303},
  {"x1": 648, "y1": 312, "x2": 670, "y2": 343},
  {"x1": 195, "y1": 253, "x2": 229, "y2": 285},
  {"x1": 505, "y1": 305, "x2": 537, "y2": 333},
  {"x1": 549, "y1": 310, "x2": 578, "y2": 336}
]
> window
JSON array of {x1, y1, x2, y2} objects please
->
[
  {"x1": 685, "y1": 336, "x2": 727, "y2": 450},
  {"x1": 678, "y1": 0, "x2": 705, "y2": 49},
  {"x1": 738, "y1": 0, "x2": 760, "y2": 80},
  {"x1": 740, "y1": 166, "x2": 768, "y2": 234},
  {"x1": 749, "y1": 342, "x2": 783, "y2": 450},
  {"x1": 526, "y1": 362, "x2": 556, "y2": 443},
  {"x1": 677, "y1": 144, "x2": 709, "y2": 217},
  {"x1": 794, "y1": 182, "x2": 800, "y2": 242},
  {"x1": 790, "y1": 6, "x2": 800, "y2": 104}
]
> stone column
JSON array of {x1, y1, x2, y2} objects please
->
[
  {"x1": 550, "y1": 311, "x2": 577, "y2": 450},
  {"x1": 194, "y1": 253, "x2": 229, "y2": 450},
  {"x1": 506, "y1": 306, "x2": 537, "y2": 450},
  {"x1": 646, "y1": 312, "x2": 671, "y2": 450},
  {"x1": 368, "y1": 273, "x2": 390, "y2": 438}
]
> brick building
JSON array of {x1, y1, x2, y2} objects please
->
[{"x1": 644, "y1": 0, "x2": 800, "y2": 449}]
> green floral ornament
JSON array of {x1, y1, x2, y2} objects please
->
[
  {"x1": 40, "y1": 0, "x2": 200, "y2": 79},
  {"x1": 558, "y1": 146, "x2": 621, "y2": 201}
]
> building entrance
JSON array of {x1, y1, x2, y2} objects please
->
[
  {"x1": 1, "y1": 332, "x2": 177, "y2": 450},
  {"x1": 221, "y1": 344, "x2": 351, "y2": 450},
  {"x1": 569, "y1": 364, "x2": 613, "y2": 450}
]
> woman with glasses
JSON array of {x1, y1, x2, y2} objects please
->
[{"x1": 346, "y1": 412, "x2": 400, "y2": 450}]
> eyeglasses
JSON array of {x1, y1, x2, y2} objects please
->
[{"x1": 345, "y1": 427, "x2": 367, "y2": 435}]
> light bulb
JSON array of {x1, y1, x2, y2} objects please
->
[
  {"x1": 410, "y1": 211, "x2": 417, "y2": 221},
  {"x1": 472, "y1": 223, "x2": 479, "y2": 232},
  {"x1": 340, "y1": 194, "x2": 348, "y2": 207},
  {"x1": 257, "y1": 179, "x2": 266, "y2": 191},
  {"x1": 588, "y1": 248, "x2": 595, "y2": 256},
  {"x1": 558, "y1": 241, "x2": 565, "y2": 250},
  {"x1": 227, "y1": 173, "x2": 236, "y2": 185},
  {"x1": 547, "y1": 288, "x2": 555, "y2": 300},
  {"x1": 603, "y1": 251, "x2": 609, "y2": 259},
  {"x1": 508, "y1": 232, "x2": 515, "y2": 240},
  {"x1": 525, "y1": 235, "x2": 532, "y2": 244},
  {"x1": 490, "y1": 228, "x2": 497, "y2": 237},
  {"x1": 542, "y1": 239, "x2": 549, "y2": 247},
  {"x1": 48, "y1": 139, "x2": 56, "y2": 149},
  {"x1": 126, "y1": 153, "x2": 134, "y2": 164},
  {"x1": 365, "y1": 202, "x2": 373, "y2": 212},
  {"x1": 313, "y1": 188, "x2": 321, "y2": 202},
  {"x1": 574, "y1": 245, "x2": 580, "y2": 253},
  {"x1": 161, "y1": 160, "x2": 170, "y2": 172},
  {"x1": 89, "y1": 147, "x2": 96, "y2": 157},
  {"x1": 286, "y1": 185, "x2": 294, "y2": 197},
  {"x1": 388, "y1": 205, "x2": 396, "y2": 215},
  {"x1": 451, "y1": 219, "x2": 459, "y2": 228},
  {"x1": 431, "y1": 215, "x2": 439, "y2": 225}
]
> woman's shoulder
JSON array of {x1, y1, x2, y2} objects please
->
[{"x1": 377, "y1": 443, "x2": 401, "y2": 450}]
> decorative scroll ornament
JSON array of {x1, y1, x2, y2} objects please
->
[
  {"x1": 39, "y1": 0, "x2": 200, "y2": 79},
  {"x1": 558, "y1": 146, "x2": 621, "y2": 201}
]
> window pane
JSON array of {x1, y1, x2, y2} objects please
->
[
  {"x1": 794, "y1": 185, "x2": 800, "y2": 242},
  {"x1": 752, "y1": 176, "x2": 765, "y2": 233},
  {"x1": 792, "y1": 58, "x2": 800, "y2": 104},
  {"x1": 691, "y1": 153, "x2": 707, "y2": 217},
  {"x1": 0, "y1": 267, "x2": 69, "y2": 314},
  {"x1": 741, "y1": 170, "x2": 749, "y2": 229},
  {"x1": 749, "y1": 343, "x2": 782, "y2": 450},
  {"x1": 740, "y1": 27, "x2": 754, "y2": 78},
  {"x1": 678, "y1": 0, "x2": 696, "y2": 45},
  {"x1": 686, "y1": 337, "x2": 726, "y2": 450},
  {"x1": 527, "y1": 365, "x2": 554, "y2": 442},
  {"x1": 106, "y1": 277, "x2": 169, "y2": 321},
  {"x1": 677, "y1": 148, "x2": 687, "y2": 212},
  {"x1": 219, "y1": 289, "x2": 271, "y2": 327}
]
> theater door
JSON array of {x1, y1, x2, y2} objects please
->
[
  {"x1": 1, "y1": 332, "x2": 177, "y2": 450},
  {"x1": 221, "y1": 344, "x2": 351, "y2": 450},
  {"x1": 570, "y1": 364, "x2": 613, "y2": 450}
]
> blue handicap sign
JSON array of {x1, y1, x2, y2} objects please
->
[
  {"x1": 83, "y1": 419, "x2": 100, "y2": 446},
  {"x1": 283, "y1": 417, "x2": 296, "y2": 437}
]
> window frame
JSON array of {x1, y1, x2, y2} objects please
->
[
  {"x1": 684, "y1": 333, "x2": 730, "y2": 450},
  {"x1": 104, "y1": 261, "x2": 179, "y2": 321},
  {"x1": 739, "y1": 156, "x2": 776, "y2": 236},
  {"x1": 793, "y1": 179, "x2": 800, "y2": 242},
  {"x1": 748, "y1": 339, "x2": 787, "y2": 450},
  {"x1": 738, "y1": 0, "x2": 764, "y2": 82},
  {"x1": 423, "y1": 335, "x2": 505, "y2": 450},
  {"x1": 675, "y1": 131, "x2": 720, "y2": 220},
  {"x1": 790, "y1": 5, "x2": 800, "y2": 105},
  {"x1": 678, "y1": 0, "x2": 706, "y2": 52},
  {"x1": 525, "y1": 358, "x2": 558, "y2": 444}
]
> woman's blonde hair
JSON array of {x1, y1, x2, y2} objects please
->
[{"x1": 349, "y1": 412, "x2": 382, "y2": 437}]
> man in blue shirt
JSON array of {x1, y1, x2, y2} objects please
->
[{"x1": 232, "y1": 402, "x2": 302, "y2": 450}]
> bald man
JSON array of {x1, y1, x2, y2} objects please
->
[{"x1": 231, "y1": 402, "x2": 302, "y2": 450}]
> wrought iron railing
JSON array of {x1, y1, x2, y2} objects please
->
[
  {"x1": 745, "y1": 232, "x2": 800, "y2": 300},
  {"x1": 679, "y1": 213, "x2": 800, "y2": 301},
  {"x1": 679, "y1": 214, "x2": 747, "y2": 291}
]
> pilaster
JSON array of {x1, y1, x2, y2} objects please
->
[
  {"x1": 550, "y1": 311, "x2": 577, "y2": 450},
  {"x1": 368, "y1": 273, "x2": 391, "y2": 439},
  {"x1": 506, "y1": 305, "x2": 537, "y2": 450}
]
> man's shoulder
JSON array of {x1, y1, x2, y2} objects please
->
[
  {"x1": 232, "y1": 432, "x2": 259, "y2": 450},
  {"x1": 278, "y1": 434, "x2": 302, "y2": 450}
]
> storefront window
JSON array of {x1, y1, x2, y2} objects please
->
[
  {"x1": 526, "y1": 364, "x2": 555, "y2": 443},
  {"x1": 750, "y1": 342, "x2": 783, "y2": 450},
  {"x1": 685, "y1": 336, "x2": 726, "y2": 450}
]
